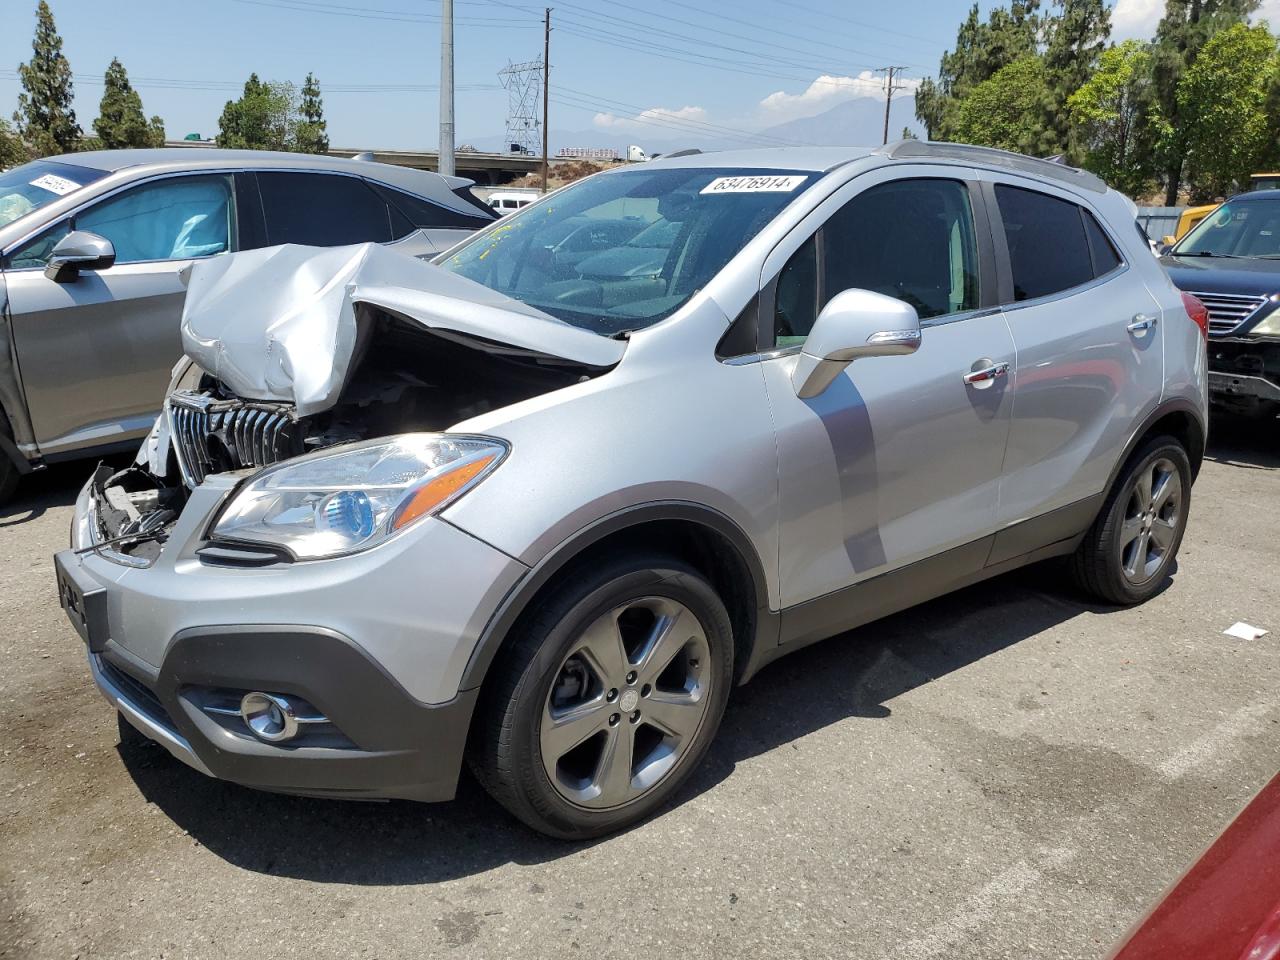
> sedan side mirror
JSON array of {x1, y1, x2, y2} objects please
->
[
  {"x1": 45, "y1": 231, "x2": 116, "y2": 283},
  {"x1": 792, "y1": 289, "x2": 921, "y2": 399}
]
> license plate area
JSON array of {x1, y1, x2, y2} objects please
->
[{"x1": 54, "y1": 550, "x2": 109, "y2": 652}]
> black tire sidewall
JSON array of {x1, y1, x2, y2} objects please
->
[
  {"x1": 500, "y1": 560, "x2": 733, "y2": 838},
  {"x1": 1097, "y1": 438, "x2": 1192, "y2": 602}
]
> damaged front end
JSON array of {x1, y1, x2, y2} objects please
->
[{"x1": 84, "y1": 242, "x2": 623, "y2": 565}]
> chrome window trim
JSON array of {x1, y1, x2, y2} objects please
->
[{"x1": 999, "y1": 262, "x2": 1132, "y2": 316}]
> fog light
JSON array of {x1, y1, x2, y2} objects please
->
[{"x1": 240, "y1": 691, "x2": 299, "y2": 742}]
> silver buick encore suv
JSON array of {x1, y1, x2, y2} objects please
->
[{"x1": 55, "y1": 142, "x2": 1209, "y2": 838}]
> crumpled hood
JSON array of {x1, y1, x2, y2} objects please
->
[{"x1": 180, "y1": 242, "x2": 625, "y2": 416}]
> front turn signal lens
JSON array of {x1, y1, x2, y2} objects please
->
[{"x1": 391, "y1": 454, "x2": 497, "y2": 530}]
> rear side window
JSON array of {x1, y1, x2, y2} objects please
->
[
  {"x1": 257, "y1": 172, "x2": 393, "y2": 246},
  {"x1": 995, "y1": 185, "x2": 1105, "y2": 301},
  {"x1": 368, "y1": 182, "x2": 493, "y2": 233},
  {"x1": 1084, "y1": 211, "x2": 1122, "y2": 276}
]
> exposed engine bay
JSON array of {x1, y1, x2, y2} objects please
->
[{"x1": 88, "y1": 309, "x2": 606, "y2": 562}]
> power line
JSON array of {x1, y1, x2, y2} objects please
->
[
  {"x1": 0, "y1": 69, "x2": 499, "y2": 94},
  {"x1": 230, "y1": 0, "x2": 530, "y2": 26},
  {"x1": 772, "y1": 0, "x2": 945, "y2": 46},
  {"x1": 474, "y1": 0, "x2": 915, "y2": 83}
]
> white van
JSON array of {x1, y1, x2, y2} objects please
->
[{"x1": 487, "y1": 191, "x2": 537, "y2": 216}]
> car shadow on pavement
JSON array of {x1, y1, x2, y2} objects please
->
[
  {"x1": 0, "y1": 454, "x2": 131, "y2": 528},
  {"x1": 1204, "y1": 412, "x2": 1280, "y2": 471},
  {"x1": 119, "y1": 561, "x2": 1150, "y2": 885}
]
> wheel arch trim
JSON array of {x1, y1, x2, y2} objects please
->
[
  {"x1": 1108, "y1": 396, "x2": 1206, "y2": 494},
  {"x1": 457, "y1": 500, "x2": 775, "y2": 692}
]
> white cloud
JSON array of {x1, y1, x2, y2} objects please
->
[
  {"x1": 1110, "y1": 0, "x2": 1163, "y2": 40},
  {"x1": 593, "y1": 105, "x2": 708, "y2": 131},
  {"x1": 757, "y1": 71, "x2": 921, "y2": 123},
  {"x1": 1112, "y1": 0, "x2": 1280, "y2": 39}
]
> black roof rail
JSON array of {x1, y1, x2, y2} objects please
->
[{"x1": 878, "y1": 140, "x2": 1108, "y2": 195}]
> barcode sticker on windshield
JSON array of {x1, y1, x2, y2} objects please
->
[
  {"x1": 700, "y1": 175, "x2": 806, "y2": 195},
  {"x1": 29, "y1": 173, "x2": 81, "y2": 196}
]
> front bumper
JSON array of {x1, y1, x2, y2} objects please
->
[
  {"x1": 1208, "y1": 339, "x2": 1280, "y2": 406},
  {"x1": 86, "y1": 626, "x2": 478, "y2": 801},
  {"x1": 63, "y1": 470, "x2": 526, "y2": 801}
]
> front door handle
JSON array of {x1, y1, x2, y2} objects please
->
[
  {"x1": 963, "y1": 360, "x2": 1010, "y2": 389},
  {"x1": 1127, "y1": 314, "x2": 1159, "y2": 335}
]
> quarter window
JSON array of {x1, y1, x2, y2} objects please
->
[
  {"x1": 368, "y1": 182, "x2": 494, "y2": 234},
  {"x1": 257, "y1": 172, "x2": 393, "y2": 246},
  {"x1": 773, "y1": 178, "x2": 979, "y2": 346},
  {"x1": 994, "y1": 184, "x2": 1108, "y2": 301},
  {"x1": 1083, "y1": 210, "x2": 1122, "y2": 276}
]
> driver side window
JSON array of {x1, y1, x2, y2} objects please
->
[
  {"x1": 773, "y1": 178, "x2": 979, "y2": 347},
  {"x1": 7, "y1": 175, "x2": 235, "y2": 270}
]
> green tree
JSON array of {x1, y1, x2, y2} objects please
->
[
  {"x1": 12, "y1": 1, "x2": 80, "y2": 156},
  {"x1": 1152, "y1": 0, "x2": 1258, "y2": 204},
  {"x1": 952, "y1": 56, "x2": 1057, "y2": 154},
  {"x1": 1068, "y1": 40, "x2": 1160, "y2": 195},
  {"x1": 1042, "y1": 0, "x2": 1111, "y2": 154},
  {"x1": 1178, "y1": 22, "x2": 1278, "y2": 201},
  {"x1": 92, "y1": 58, "x2": 166, "y2": 149},
  {"x1": 0, "y1": 118, "x2": 31, "y2": 170},
  {"x1": 294, "y1": 72, "x2": 328, "y2": 154},
  {"x1": 216, "y1": 74, "x2": 297, "y2": 150},
  {"x1": 915, "y1": 1, "x2": 1043, "y2": 141}
]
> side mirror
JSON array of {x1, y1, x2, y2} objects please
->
[
  {"x1": 45, "y1": 231, "x2": 115, "y2": 283},
  {"x1": 791, "y1": 288, "x2": 921, "y2": 399}
]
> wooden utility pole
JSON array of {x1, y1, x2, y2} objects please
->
[
  {"x1": 876, "y1": 66, "x2": 907, "y2": 145},
  {"x1": 542, "y1": 8, "x2": 551, "y2": 191}
]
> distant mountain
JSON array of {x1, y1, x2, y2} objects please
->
[{"x1": 459, "y1": 93, "x2": 924, "y2": 158}]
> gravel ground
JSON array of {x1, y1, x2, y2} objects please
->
[{"x1": 2, "y1": 416, "x2": 1277, "y2": 960}]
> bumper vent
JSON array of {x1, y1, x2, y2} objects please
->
[
  {"x1": 168, "y1": 390, "x2": 303, "y2": 487},
  {"x1": 1187, "y1": 290, "x2": 1270, "y2": 336}
]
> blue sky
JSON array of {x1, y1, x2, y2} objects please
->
[{"x1": 0, "y1": 0, "x2": 1232, "y2": 152}]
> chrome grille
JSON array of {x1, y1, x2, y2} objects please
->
[
  {"x1": 168, "y1": 390, "x2": 302, "y2": 486},
  {"x1": 1186, "y1": 290, "x2": 1270, "y2": 335}
]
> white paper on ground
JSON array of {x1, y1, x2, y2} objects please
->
[{"x1": 1223, "y1": 622, "x2": 1270, "y2": 641}]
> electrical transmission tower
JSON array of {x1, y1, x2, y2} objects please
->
[{"x1": 499, "y1": 58, "x2": 543, "y2": 155}]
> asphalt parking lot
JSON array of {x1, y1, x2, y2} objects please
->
[{"x1": 1, "y1": 416, "x2": 1277, "y2": 960}]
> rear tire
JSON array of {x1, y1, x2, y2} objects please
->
[
  {"x1": 0, "y1": 411, "x2": 19, "y2": 506},
  {"x1": 0, "y1": 456, "x2": 17, "y2": 507},
  {"x1": 469, "y1": 553, "x2": 734, "y2": 839},
  {"x1": 1071, "y1": 435, "x2": 1192, "y2": 605}
]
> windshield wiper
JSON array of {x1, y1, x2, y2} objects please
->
[{"x1": 1175, "y1": 251, "x2": 1248, "y2": 258}]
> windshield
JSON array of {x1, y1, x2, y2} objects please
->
[
  {"x1": 0, "y1": 159, "x2": 109, "y2": 229},
  {"x1": 439, "y1": 167, "x2": 816, "y2": 335},
  {"x1": 1175, "y1": 198, "x2": 1280, "y2": 258}
]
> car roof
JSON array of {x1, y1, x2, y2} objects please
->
[
  {"x1": 1230, "y1": 189, "x2": 1280, "y2": 201},
  {"x1": 45, "y1": 147, "x2": 476, "y2": 198},
  {"x1": 643, "y1": 146, "x2": 877, "y2": 173}
]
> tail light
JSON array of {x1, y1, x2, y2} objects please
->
[{"x1": 1182, "y1": 292, "x2": 1209, "y2": 339}]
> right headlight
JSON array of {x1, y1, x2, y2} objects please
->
[
  {"x1": 1251, "y1": 308, "x2": 1280, "y2": 337},
  {"x1": 210, "y1": 434, "x2": 507, "y2": 559}
]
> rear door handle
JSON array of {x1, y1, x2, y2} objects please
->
[
  {"x1": 963, "y1": 360, "x2": 1010, "y2": 388},
  {"x1": 1127, "y1": 314, "x2": 1159, "y2": 335}
]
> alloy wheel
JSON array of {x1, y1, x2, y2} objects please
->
[
  {"x1": 540, "y1": 596, "x2": 713, "y2": 809},
  {"x1": 1119, "y1": 457, "x2": 1182, "y2": 584}
]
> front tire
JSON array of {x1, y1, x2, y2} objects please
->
[
  {"x1": 470, "y1": 554, "x2": 734, "y2": 839},
  {"x1": 1071, "y1": 435, "x2": 1192, "y2": 605}
]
